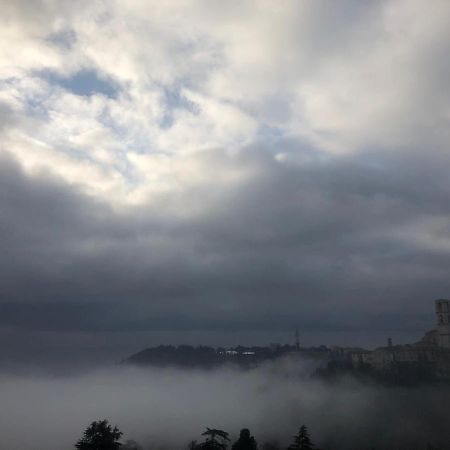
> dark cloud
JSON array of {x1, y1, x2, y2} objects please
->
[
  {"x1": 1, "y1": 142, "x2": 449, "y2": 363},
  {"x1": 1, "y1": 0, "x2": 449, "y2": 373}
]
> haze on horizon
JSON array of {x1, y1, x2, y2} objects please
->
[{"x1": 1, "y1": 0, "x2": 450, "y2": 366}]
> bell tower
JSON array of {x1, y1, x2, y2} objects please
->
[{"x1": 435, "y1": 299, "x2": 450, "y2": 348}]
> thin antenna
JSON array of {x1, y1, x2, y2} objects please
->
[{"x1": 295, "y1": 328, "x2": 300, "y2": 351}]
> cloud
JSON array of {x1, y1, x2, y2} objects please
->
[
  {"x1": 2, "y1": 0, "x2": 450, "y2": 198},
  {"x1": 1, "y1": 0, "x2": 450, "y2": 358},
  {"x1": 0, "y1": 144, "x2": 449, "y2": 348}
]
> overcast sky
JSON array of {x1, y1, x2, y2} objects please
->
[{"x1": 1, "y1": 0, "x2": 450, "y2": 365}]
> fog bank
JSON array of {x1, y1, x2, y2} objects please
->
[{"x1": 1, "y1": 359, "x2": 450, "y2": 450}]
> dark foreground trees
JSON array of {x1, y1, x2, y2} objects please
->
[
  {"x1": 190, "y1": 427, "x2": 258, "y2": 450},
  {"x1": 75, "y1": 420, "x2": 123, "y2": 450},
  {"x1": 288, "y1": 425, "x2": 314, "y2": 450},
  {"x1": 197, "y1": 428, "x2": 231, "y2": 450},
  {"x1": 72, "y1": 421, "x2": 322, "y2": 450},
  {"x1": 73, "y1": 419, "x2": 444, "y2": 450},
  {"x1": 232, "y1": 428, "x2": 258, "y2": 450},
  {"x1": 192, "y1": 426, "x2": 311, "y2": 450}
]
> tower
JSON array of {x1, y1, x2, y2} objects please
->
[
  {"x1": 295, "y1": 328, "x2": 300, "y2": 351},
  {"x1": 435, "y1": 299, "x2": 450, "y2": 348}
]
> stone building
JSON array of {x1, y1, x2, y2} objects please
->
[
  {"x1": 436, "y1": 299, "x2": 450, "y2": 348},
  {"x1": 350, "y1": 299, "x2": 450, "y2": 377}
]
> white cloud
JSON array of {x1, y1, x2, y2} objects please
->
[{"x1": 0, "y1": 0, "x2": 449, "y2": 202}]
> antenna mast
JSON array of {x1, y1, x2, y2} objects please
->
[{"x1": 295, "y1": 328, "x2": 300, "y2": 351}]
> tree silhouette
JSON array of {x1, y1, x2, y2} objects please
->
[
  {"x1": 75, "y1": 419, "x2": 123, "y2": 450},
  {"x1": 188, "y1": 440, "x2": 198, "y2": 450},
  {"x1": 288, "y1": 425, "x2": 314, "y2": 450},
  {"x1": 198, "y1": 428, "x2": 230, "y2": 450},
  {"x1": 232, "y1": 428, "x2": 258, "y2": 450}
]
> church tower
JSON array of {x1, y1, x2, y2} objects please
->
[{"x1": 435, "y1": 299, "x2": 450, "y2": 348}]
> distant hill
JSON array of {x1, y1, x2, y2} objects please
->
[{"x1": 123, "y1": 344, "x2": 315, "y2": 368}]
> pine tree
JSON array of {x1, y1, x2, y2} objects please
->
[
  {"x1": 288, "y1": 425, "x2": 314, "y2": 450},
  {"x1": 75, "y1": 419, "x2": 123, "y2": 450},
  {"x1": 198, "y1": 428, "x2": 231, "y2": 450}
]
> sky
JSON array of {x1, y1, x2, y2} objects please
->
[{"x1": 1, "y1": 0, "x2": 450, "y2": 365}]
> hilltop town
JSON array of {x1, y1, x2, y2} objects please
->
[{"x1": 126, "y1": 300, "x2": 450, "y2": 382}]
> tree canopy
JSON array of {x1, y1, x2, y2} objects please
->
[
  {"x1": 75, "y1": 419, "x2": 123, "y2": 450},
  {"x1": 232, "y1": 428, "x2": 258, "y2": 450},
  {"x1": 197, "y1": 428, "x2": 231, "y2": 450},
  {"x1": 288, "y1": 425, "x2": 314, "y2": 450}
]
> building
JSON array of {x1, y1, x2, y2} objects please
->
[
  {"x1": 349, "y1": 299, "x2": 450, "y2": 377},
  {"x1": 435, "y1": 299, "x2": 450, "y2": 348}
]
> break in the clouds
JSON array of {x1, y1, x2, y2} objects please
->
[{"x1": 1, "y1": 0, "x2": 450, "y2": 360}]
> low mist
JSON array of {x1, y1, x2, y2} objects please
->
[{"x1": 1, "y1": 358, "x2": 450, "y2": 450}]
